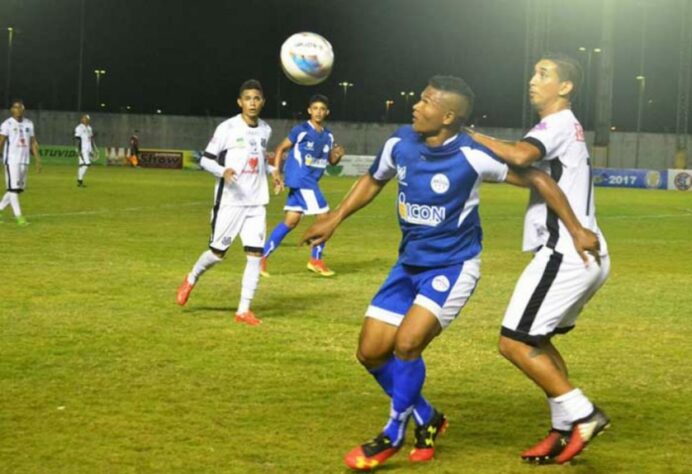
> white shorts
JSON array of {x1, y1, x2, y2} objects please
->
[
  {"x1": 79, "y1": 149, "x2": 92, "y2": 166},
  {"x1": 501, "y1": 247, "x2": 610, "y2": 346},
  {"x1": 4, "y1": 162, "x2": 29, "y2": 192},
  {"x1": 209, "y1": 205, "x2": 266, "y2": 252}
]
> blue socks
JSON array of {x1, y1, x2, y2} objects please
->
[
  {"x1": 369, "y1": 356, "x2": 433, "y2": 445},
  {"x1": 311, "y1": 242, "x2": 325, "y2": 260},
  {"x1": 263, "y1": 222, "x2": 292, "y2": 258}
]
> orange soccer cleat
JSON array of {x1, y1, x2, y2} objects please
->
[
  {"x1": 176, "y1": 277, "x2": 194, "y2": 306},
  {"x1": 307, "y1": 258, "x2": 335, "y2": 277},
  {"x1": 234, "y1": 310, "x2": 262, "y2": 326},
  {"x1": 344, "y1": 433, "x2": 400, "y2": 471},
  {"x1": 409, "y1": 410, "x2": 448, "y2": 463}
]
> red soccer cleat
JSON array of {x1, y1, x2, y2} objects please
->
[
  {"x1": 521, "y1": 430, "x2": 569, "y2": 463},
  {"x1": 555, "y1": 407, "x2": 610, "y2": 464},
  {"x1": 307, "y1": 258, "x2": 335, "y2": 277},
  {"x1": 176, "y1": 277, "x2": 194, "y2": 306},
  {"x1": 234, "y1": 310, "x2": 262, "y2": 326},
  {"x1": 409, "y1": 410, "x2": 448, "y2": 462},
  {"x1": 344, "y1": 433, "x2": 400, "y2": 471}
]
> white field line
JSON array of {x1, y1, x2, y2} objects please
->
[{"x1": 28, "y1": 201, "x2": 692, "y2": 221}]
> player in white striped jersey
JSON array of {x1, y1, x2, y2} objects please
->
[
  {"x1": 74, "y1": 114, "x2": 97, "y2": 187},
  {"x1": 469, "y1": 53, "x2": 610, "y2": 464},
  {"x1": 0, "y1": 100, "x2": 41, "y2": 226},
  {"x1": 176, "y1": 80, "x2": 272, "y2": 326}
]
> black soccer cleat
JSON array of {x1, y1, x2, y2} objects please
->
[{"x1": 409, "y1": 410, "x2": 448, "y2": 462}]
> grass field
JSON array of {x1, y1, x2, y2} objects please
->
[{"x1": 1, "y1": 164, "x2": 691, "y2": 473}]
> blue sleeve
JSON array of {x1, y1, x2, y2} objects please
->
[{"x1": 287, "y1": 124, "x2": 303, "y2": 145}]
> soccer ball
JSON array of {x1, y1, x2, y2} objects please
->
[{"x1": 280, "y1": 32, "x2": 334, "y2": 86}]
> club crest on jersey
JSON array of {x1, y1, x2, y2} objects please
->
[
  {"x1": 432, "y1": 275, "x2": 450, "y2": 292},
  {"x1": 397, "y1": 165, "x2": 407, "y2": 186},
  {"x1": 398, "y1": 192, "x2": 445, "y2": 227},
  {"x1": 323, "y1": 144, "x2": 330, "y2": 153},
  {"x1": 430, "y1": 173, "x2": 450, "y2": 194}
]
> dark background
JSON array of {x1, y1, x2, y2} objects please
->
[{"x1": 0, "y1": 0, "x2": 688, "y2": 131}]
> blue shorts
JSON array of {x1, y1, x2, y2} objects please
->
[
  {"x1": 283, "y1": 187, "x2": 329, "y2": 215},
  {"x1": 366, "y1": 257, "x2": 481, "y2": 330}
]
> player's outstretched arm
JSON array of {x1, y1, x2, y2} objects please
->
[
  {"x1": 301, "y1": 173, "x2": 385, "y2": 246},
  {"x1": 467, "y1": 128, "x2": 542, "y2": 167},
  {"x1": 505, "y1": 167, "x2": 599, "y2": 265},
  {"x1": 31, "y1": 137, "x2": 41, "y2": 173}
]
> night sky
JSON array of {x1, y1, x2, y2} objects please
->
[{"x1": 0, "y1": 0, "x2": 689, "y2": 132}]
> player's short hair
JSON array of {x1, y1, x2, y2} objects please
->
[
  {"x1": 239, "y1": 79, "x2": 264, "y2": 97},
  {"x1": 10, "y1": 99, "x2": 24, "y2": 108},
  {"x1": 428, "y1": 75, "x2": 475, "y2": 123},
  {"x1": 540, "y1": 52, "x2": 583, "y2": 99},
  {"x1": 308, "y1": 94, "x2": 329, "y2": 107}
]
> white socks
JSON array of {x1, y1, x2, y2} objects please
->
[
  {"x1": 0, "y1": 192, "x2": 10, "y2": 211},
  {"x1": 237, "y1": 255, "x2": 261, "y2": 314},
  {"x1": 551, "y1": 388, "x2": 594, "y2": 428},
  {"x1": 188, "y1": 250, "x2": 223, "y2": 284},
  {"x1": 1, "y1": 192, "x2": 22, "y2": 216},
  {"x1": 78, "y1": 166, "x2": 88, "y2": 181}
]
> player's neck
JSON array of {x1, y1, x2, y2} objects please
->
[
  {"x1": 423, "y1": 128, "x2": 457, "y2": 148},
  {"x1": 537, "y1": 99, "x2": 570, "y2": 119},
  {"x1": 241, "y1": 114, "x2": 259, "y2": 127},
  {"x1": 309, "y1": 119, "x2": 323, "y2": 132},
  {"x1": 12, "y1": 116, "x2": 23, "y2": 122}
]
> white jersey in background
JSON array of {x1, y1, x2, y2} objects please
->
[
  {"x1": 74, "y1": 123, "x2": 94, "y2": 155},
  {"x1": 1, "y1": 117, "x2": 35, "y2": 165},
  {"x1": 200, "y1": 114, "x2": 272, "y2": 206},
  {"x1": 520, "y1": 108, "x2": 608, "y2": 257}
]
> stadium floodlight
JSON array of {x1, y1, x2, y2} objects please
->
[{"x1": 94, "y1": 69, "x2": 106, "y2": 109}]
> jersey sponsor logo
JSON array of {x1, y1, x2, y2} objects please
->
[
  {"x1": 398, "y1": 192, "x2": 446, "y2": 227},
  {"x1": 242, "y1": 156, "x2": 260, "y2": 174},
  {"x1": 430, "y1": 173, "x2": 450, "y2": 194},
  {"x1": 574, "y1": 123, "x2": 585, "y2": 142},
  {"x1": 304, "y1": 154, "x2": 328, "y2": 168},
  {"x1": 432, "y1": 275, "x2": 450, "y2": 292}
]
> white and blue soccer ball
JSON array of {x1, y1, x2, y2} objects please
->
[{"x1": 280, "y1": 32, "x2": 334, "y2": 86}]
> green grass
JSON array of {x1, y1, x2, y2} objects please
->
[{"x1": 1, "y1": 165, "x2": 691, "y2": 473}]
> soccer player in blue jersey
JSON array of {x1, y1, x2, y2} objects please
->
[
  {"x1": 302, "y1": 76, "x2": 599, "y2": 471},
  {"x1": 261, "y1": 94, "x2": 345, "y2": 277}
]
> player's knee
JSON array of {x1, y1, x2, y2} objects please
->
[
  {"x1": 284, "y1": 217, "x2": 301, "y2": 229},
  {"x1": 243, "y1": 246, "x2": 263, "y2": 256},
  {"x1": 498, "y1": 335, "x2": 524, "y2": 360},
  {"x1": 356, "y1": 346, "x2": 388, "y2": 369},
  {"x1": 210, "y1": 249, "x2": 226, "y2": 259},
  {"x1": 394, "y1": 334, "x2": 425, "y2": 360}
]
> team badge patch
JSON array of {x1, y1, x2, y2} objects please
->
[
  {"x1": 432, "y1": 275, "x2": 450, "y2": 292},
  {"x1": 430, "y1": 174, "x2": 450, "y2": 194}
]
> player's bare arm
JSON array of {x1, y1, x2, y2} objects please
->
[
  {"x1": 505, "y1": 167, "x2": 599, "y2": 264},
  {"x1": 467, "y1": 128, "x2": 542, "y2": 167},
  {"x1": 329, "y1": 144, "x2": 345, "y2": 165},
  {"x1": 271, "y1": 137, "x2": 293, "y2": 193},
  {"x1": 31, "y1": 136, "x2": 42, "y2": 173},
  {"x1": 301, "y1": 174, "x2": 385, "y2": 246}
]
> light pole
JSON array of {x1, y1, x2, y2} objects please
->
[
  {"x1": 5, "y1": 27, "x2": 14, "y2": 107},
  {"x1": 577, "y1": 46, "x2": 601, "y2": 129},
  {"x1": 77, "y1": 0, "x2": 85, "y2": 111},
  {"x1": 635, "y1": 75, "x2": 646, "y2": 168},
  {"x1": 338, "y1": 81, "x2": 354, "y2": 118},
  {"x1": 94, "y1": 69, "x2": 106, "y2": 109},
  {"x1": 384, "y1": 99, "x2": 394, "y2": 122}
]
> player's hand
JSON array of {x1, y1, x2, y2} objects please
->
[
  {"x1": 301, "y1": 212, "x2": 341, "y2": 246},
  {"x1": 573, "y1": 227, "x2": 601, "y2": 266},
  {"x1": 330, "y1": 145, "x2": 345, "y2": 164},
  {"x1": 272, "y1": 171, "x2": 284, "y2": 195},
  {"x1": 223, "y1": 168, "x2": 236, "y2": 183}
]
